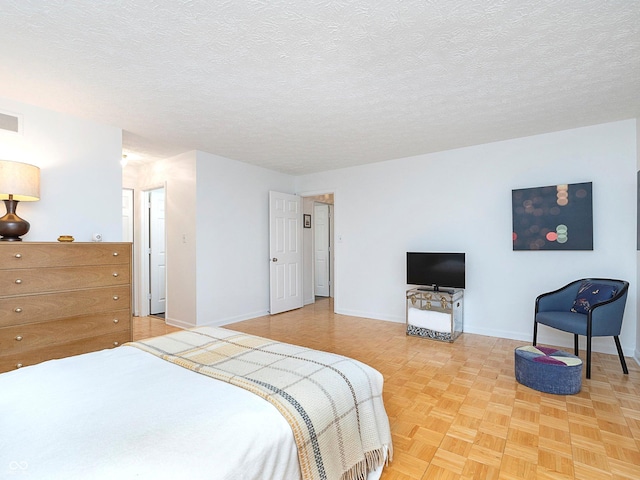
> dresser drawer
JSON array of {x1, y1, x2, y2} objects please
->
[
  {"x1": 0, "y1": 331, "x2": 131, "y2": 372},
  {"x1": 0, "y1": 286, "x2": 131, "y2": 327},
  {"x1": 0, "y1": 310, "x2": 130, "y2": 355},
  {"x1": 0, "y1": 243, "x2": 131, "y2": 269},
  {"x1": 0, "y1": 265, "x2": 130, "y2": 297}
]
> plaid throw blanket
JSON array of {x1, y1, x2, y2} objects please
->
[{"x1": 127, "y1": 326, "x2": 392, "y2": 480}]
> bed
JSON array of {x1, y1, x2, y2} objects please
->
[{"x1": 0, "y1": 326, "x2": 392, "y2": 480}]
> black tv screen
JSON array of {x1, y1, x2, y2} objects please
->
[{"x1": 406, "y1": 252, "x2": 465, "y2": 290}]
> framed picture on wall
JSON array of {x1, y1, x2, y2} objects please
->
[
  {"x1": 304, "y1": 214, "x2": 311, "y2": 228},
  {"x1": 512, "y1": 182, "x2": 593, "y2": 251}
]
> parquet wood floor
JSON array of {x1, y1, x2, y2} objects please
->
[
  {"x1": 134, "y1": 298, "x2": 640, "y2": 480},
  {"x1": 133, "y1": 314, "x2": 181, "y2": 339}
]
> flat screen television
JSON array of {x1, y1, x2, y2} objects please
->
[{"x1": 406, "y1": 252, "x2": 465, "y2": 291}]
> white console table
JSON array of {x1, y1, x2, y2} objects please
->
[{"x1": 406, "y1": 287, "x2": 464, "y2": 342}]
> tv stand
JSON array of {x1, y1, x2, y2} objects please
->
[{"x1": 406, "y1": 287, "x2": 463, "y2": 342}]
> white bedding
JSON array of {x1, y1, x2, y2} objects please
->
[{"x1": 0, "y1": 345, "x2": 385, "y2": 480}]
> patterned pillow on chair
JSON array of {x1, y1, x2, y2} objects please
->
[{"x1": 571, "y1": 281, "x2": 617, "y2": 314}]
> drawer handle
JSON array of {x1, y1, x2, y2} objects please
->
[
  {"x1": 16, "y1": 363, "x2": 23, "y2": 368},
  {"x1": 15, "y1": 279, "x2": 22, "y2": 284},
  {"x1": 14, "y1": 307, "x2": 23, "y2": 313},
  {"x1": 113, "y1": 296, "x2": 119, "y2": 301},
  {"x1": 112, "y1": 272, "x2": 119, "y2": 277},
  {"x1": 15, "y1": 335, "x2": 23, "y2": 341},
  {"x1": 14, "y1": 253, "x2": 22, "y2": 259},
  {"x1": 113, "y1": 252, "x2": 119, "y2": 257},
  {"x1": 113, "y1": 341, "x2": 119, "y2": 346},
  {"x1": 113, "y1": 318, "x2": 119, "y2": 324}
]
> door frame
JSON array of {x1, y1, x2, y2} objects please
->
[
  {"x1": 148, "y1": 187, "x2": 166, "y2": 315},
  {"x1": 300, "y1": 190, "x2": 336, "y2": 308},
  {"x1": 139, "y1": 183, "x2": 166, "y2": 318},
  {"x1": 313, "y1": 202, "x2": 331, "y2": 297}
]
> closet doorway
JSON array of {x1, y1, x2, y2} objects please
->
[
  {"x1": 302, "y1": 193, "x2": 334, "y2": 304},
  {"x1": 144, "y1": 187, "x2": 166, "y2": 317},
  {"x1": 314, "y1": 203, "x2": 331, "y2": 297}
]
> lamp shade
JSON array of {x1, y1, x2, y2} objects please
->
[{"x1": 0, "y1": 160, "x2": 40, "y2": 201}]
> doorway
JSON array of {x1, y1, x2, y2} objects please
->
[
  {"x1": 145, "y1": 187, "x2": 166, "y2": 317},
  {"x1": 314, "y1": 203, "x2": 330, "y2": 297},
  {"x1": 302, "y1": 193, "x2": 334, "y2": 304}
]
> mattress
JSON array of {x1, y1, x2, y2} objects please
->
[{"x1": 0, "y1": 342, "x2": 386, "y2": 480}]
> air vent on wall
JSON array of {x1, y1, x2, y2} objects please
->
[{"x1": 0, "y1": 111, "x2": 20, "y2": 133}]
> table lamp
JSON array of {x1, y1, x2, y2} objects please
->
[{"x1": 0, "y1": 160, "x2": 41, "y2": 241}]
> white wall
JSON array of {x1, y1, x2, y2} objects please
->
[
  {"x1": 296, "y1": 120, "x2": 638, "y2": 357},
  {"x1": 7, "y1": 95, "x2": 635, "y2": 360},
  {"x1": 0, "y1": 97, "x2": 122, "y2": 242},
  {"x1": 124, "y1": 152, "x2": 198, "y2": 327},
  {"x1": 125, "y1": 150, "x2": 294, "y2": 328},
  {"x1": 195, "y1": 151, "x2": 294, "y2": 326}
]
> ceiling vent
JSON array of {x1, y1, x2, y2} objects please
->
[{"x1": 0, "y1": 111, "x2": 21, "y2": 133}]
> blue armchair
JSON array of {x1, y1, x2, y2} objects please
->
[{"x1": 533, "y1": 278, "x2": 629, "y2": 379}]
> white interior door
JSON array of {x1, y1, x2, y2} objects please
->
[
  {"x1": 269, "y1": 191, "x2": 303, "y2": 314},
  {"x1": 149, "y1": 188, "x2": 166, "y2": 315},
  {"x1": 314, "y1": 203, "x2": 330, "y2": 297}
]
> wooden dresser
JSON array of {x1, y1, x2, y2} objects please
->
[{"x1": 0, "y1": 242, "x2": 132, "y2": 373}]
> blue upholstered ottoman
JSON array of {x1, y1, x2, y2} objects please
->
[{"x1": 514, "y1": 346, "x2": 582, "y2": 395}]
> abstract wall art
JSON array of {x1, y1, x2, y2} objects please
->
[{"x1": 512, "y1": 182, "x2": 593, "y2": 251}]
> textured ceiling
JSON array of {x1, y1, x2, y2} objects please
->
[{"x1": 0, "y1": 1, "x2": 638, "y2": 174}]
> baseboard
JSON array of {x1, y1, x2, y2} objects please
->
[
  {"x1": 165, "y1": 317, "x2": 195, "y2": 329},
  {"x1": 332, "y1": 310, "x2": 633, "y2": 357},
  {"x1": 208, "y1": 310, "x2": 271, "y2": 327},
  {"x1": 334, "y1": 308, "x2": 404, "y2": 324}
]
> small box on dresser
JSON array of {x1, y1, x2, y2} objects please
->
[
  {"x1": 406, "y1": 287, "x2": 464, "y2": 342},
  {"x1": 0, "y1": 242, "x2": 132, "y2": 373}
]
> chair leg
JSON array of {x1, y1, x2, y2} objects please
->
[
  {"x1": 574, "y1": 334, "x2": 579, "y2": 356},
  {"x1": 614, "y1": 336, "x2": 629, "y2": 375},
  {"x1": 533, "y1": 322, "x2": 538, "y2": 346},
  {"x1": 586, "y1": 335, "x2": 592, "y2": 379}
]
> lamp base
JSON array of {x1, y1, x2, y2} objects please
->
[{"x1": 0, "y1": 199, "x2": 30, "y2": 241}]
